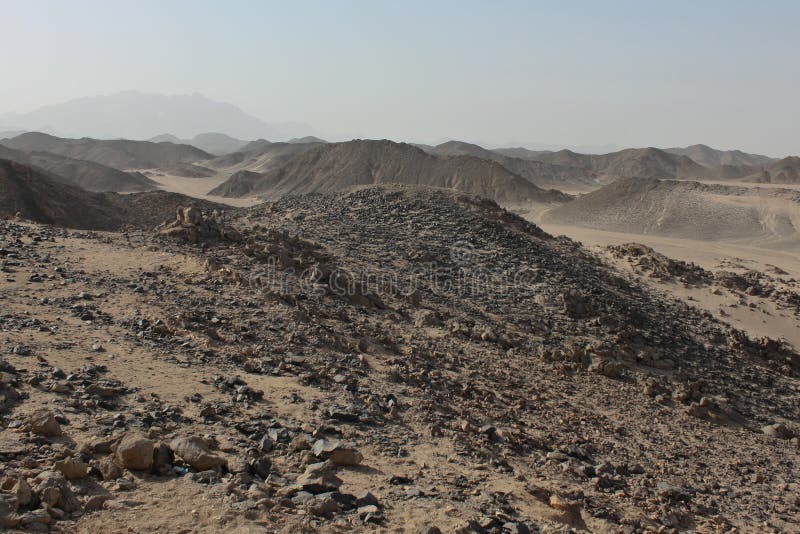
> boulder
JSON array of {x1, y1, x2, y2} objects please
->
[
  {"x1": 587, "y1": 357, "x2": 625, "y2": 378},
  {"x1": 95, "y1": 457, "x2": 123, "y2": 480},
  {"x1": 170, "y1": 436, "x2": 226, "y2": 471},
  {"x1": 115, "y1": 433, "x2": 155, "y2": 471},
  {"x1": 297, "y1": 461, "x2": 343, "y2": 494},
  {"x1": 306, "y1": 493, "x2": 340, "y2": 516},
  {"x1": 311, "y1": 439, "x2": 363, "y2": 467},
  {"x1": 83, "y1": 494, "x2": 111, "y2": 512},
  {"x1": 29, "y1": 409, "x2": 61, "y2": 437},
  {"x1": 55, "y1": 457, "x2": 89, "y2": 480}
]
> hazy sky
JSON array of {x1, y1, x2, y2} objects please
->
[{"x1": 3, "y1": 0, "x2": 799, "y2": 155}]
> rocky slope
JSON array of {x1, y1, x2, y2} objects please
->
[
  {"x1": 0, "y1": 159, "x2": 226, "y2": 231},
  {"x1": 205, "y1": 141, "x2": 324, "y2": 177},
  {"x1": 742, "y1": 156, "x2": 800, "y2": 184},
  {"x1": 665, "y1": 144, "x2": 776, "y2": 168},
  {"x1": 211, "y1": 140, "x2": 570, "y2": 205},
  {"x1": 0, "y1": 185, "x2": 796, "y2": 532},
  {"x1": 0, "y1": 144, "x2": 157, "y2": 193},
  {"x1": 497, "y1": 146, "x2": 739, "y2": 183},
  {"x1": 2, "y1": 132, "x2": 212, "y2": 170},
  {"x1": 427, "y1": 141, "x2": 596, "y2": 188}
]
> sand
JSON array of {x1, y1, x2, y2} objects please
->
[{"x1": 147, "y1": 173, "x2": 262, "y2": 208}]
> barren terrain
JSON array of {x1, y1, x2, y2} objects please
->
[{"x1": 1, "y1": 186, "x2": 798, "y2": 533}]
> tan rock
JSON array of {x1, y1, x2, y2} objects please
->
[
  {"x1": 311, "y1": 439, "x2": 363, "y2": 466},
  {"x1": 55, "y1": 457, "x2": 89, "y2": 480},
  {"x1": 95, "y1": 457, "x2": 122, "y2": 480},
  {"x1": 170, "y1": 436, "x2": 226, "y2": 471},
  {"x1": 29, "y1": 410, "x2": 61, "y2": 437},
  {"x1": 115, "y1": 434, "x2": 155, "y2": 471}
]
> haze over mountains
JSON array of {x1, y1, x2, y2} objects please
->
[{"x1": 0, "y1": 91, "x2": 320, "y2": 141}]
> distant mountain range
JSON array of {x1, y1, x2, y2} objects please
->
[
  {"x1": 0, "y1": 91, "x2": 320, "y2": 141},
  {"x1": 2, "y1": 125, "x2": 795, "y2": 206}
]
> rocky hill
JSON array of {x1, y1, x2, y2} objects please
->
[
  {"x1": 1, "y1": 132, "x2": 212, "y2": 169},
  {"x1": 148, "y1": 133, "x2": 249, "y2": 155},
  {"x1": 0, "y1": 144, "x2": 156, "y2": 192},
  {"x1": 211, "y1": 139, "x2": 570, "y2": 204},
  {"x1": 0, "y1": 158, "x2": 225, "y2": 230},
  {"x1": 498, "y1": 146, "x2": 742, "y2": 183},
  {"x1": 0, "y1": 159, "x2": 123, "y2": 229},
  {"x1": 0, "y1": 185, "x2": 796, "y2": 532},
  {"x1": 665, "y1": 144, "x2": 776, "y2": 168},
  {"x1": 205, "y1": 141, "x2": 324, "y2": 177},
  {"x1": 428, "y1": 141, "x2": 596, "y2": 188},
  {"x1": 542, "y1": 177, "x2": 800, "y2": 246},
  {"x1": 741, "y1": 156, "x2": 800, "y2": 184},
  {"x1": 587, "y1": 148, "x2": 706, "y2": 181}
]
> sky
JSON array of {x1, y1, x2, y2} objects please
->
[{"x1": 2, "y1": 0, "x2": 799, "y2": 155}]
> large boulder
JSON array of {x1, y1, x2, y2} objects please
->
[{"x1": 115, "y1": 433, "x2": 155, "y2": 471}]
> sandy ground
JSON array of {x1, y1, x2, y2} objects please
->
[{"x1": 145, "y1": 173, "x2": 262, "y2": 208}]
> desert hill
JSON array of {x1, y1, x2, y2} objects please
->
[
  {"x1": 288, "y1": 136, "x2": 328, "y2": 144},
  {"x1": 665, "y1": 143, "x2": 776, "y2": 168},
  {"x1": 496, "y1": 145, "x2": 762, "y2": 184},
  {"x1": 0, "y1": 143, "x2": 157, "y2": 192},
  {"x1": 210, "y1": 139, "x2": 570, "y2": 204},
  {"x1": 427, "y1": 141, "x2": 596, "y2": 188},
  {"x1": 542, "y1": 177, "x2": 800, "y2": 246},
  {"x1": 0, "y1": 159, "x2": 122, "y2": 229},
  {"x1": 205, "y1": 141, "x2": 325, "y2": 176},
  {"x1": 586, "y1": 147, "x2": 706, "y2": 181},
  {"x1": 26, "y1": 152, "x2": 158, "y2": 192},
  {"x1": 148, "y1": 133, "x2": 249, "y2": 155},
  {"x1": 492, "y1": 146, "x2": 552, "y2": 160},
  {"x1": 155, "y1": 162, "x2": 217, "y2": 178},
  {"x1": 741, "y1": 156, "x2": 800, "y2": 184},
  {"x1": 0, "y1": 158, "x2": 224, "y2": 230},
  {"x1": 2, "y1": 132, "x2": 213, "y2": 169}
]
